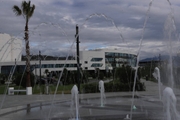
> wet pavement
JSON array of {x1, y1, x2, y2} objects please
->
[{"x1": 0, "y1": 79, "x2": 180, "y2": 120}]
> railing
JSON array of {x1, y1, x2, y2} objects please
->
[{"x1": 8, "y1": 87, "x2": 26, "y2": 95}]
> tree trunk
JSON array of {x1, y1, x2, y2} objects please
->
[{"x1": 25, "y1": 21, "x2": 31, "y2": 87}]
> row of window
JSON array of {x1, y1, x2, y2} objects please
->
[
  {"x1": 91, "y1": 63, "x2": 103, "y2": 67},
  {"x1": 105, "y1": 52, "x2": 136, "y2": 58},
  {"x1": 40, "y1": 64, "x2": 80, "y2": 68},
  {"x1": 84, "y1": 63, "x2": 104, "y2": 70},
  {"x1": 2, "y1": 64, "x2": 80, "y2": 70},
  {"x1": 91, "y1": 58, "x2": 103, "y2": 61},
  {"x1": 105, "y1": 57, "x2": 136, "y2": 62},
  {"x1": 84, "y1": 58, "x2": 103, "y2": 64}
]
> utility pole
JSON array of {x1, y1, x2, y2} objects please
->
[
  {"x1": 75, "y1": 25, "x2": 80, "y2": 93},
  {"x1": 15, "y1": 58, "x2": 16, "y2": 72},
  {"x1": 39, "y1": 51, "x2": 42, "y2": 90}
]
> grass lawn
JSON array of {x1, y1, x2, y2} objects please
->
[{"x1": 33, "y1": 84, "x2": 75, "y2": 94}]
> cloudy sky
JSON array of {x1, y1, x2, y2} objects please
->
[{"x1": 0, "y1": 0, "x2": 180, "y2": 60}]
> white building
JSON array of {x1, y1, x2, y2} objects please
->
[
  {"x1": 0, "y1": 34, "x2": 137, "y2": 76},
  {"x1": 80, "y1": 49, "x2": 137, "y2": 71},
  {"x1": 0, "y1": 33, "x2": 22, "y2": 62},
  {"x1": 0, "y1": 48, "x2": 137, "y2": 76}
]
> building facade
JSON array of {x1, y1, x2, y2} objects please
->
[
  {"x1": 80, "y1": 49, "x2": 137, "y2": 71},
  {"x1": 0, "y1": 33, "x2": 22, "y2": 62},
  {"x1": 0, "y1": 34, "x2": 137, "y2": 76},
  {"x1": 0, "y1": 49, "x2": 137, "y2": 76}
]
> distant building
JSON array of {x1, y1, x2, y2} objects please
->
[
  {"x1": 0, "y1": 33, "x2": 22, "y2": 62},
  {"x1": 0, "y1": 48, "x2": 137, "y2": 76},
  {"x1": 80, "y1": 49, "x2": 137, "y2": 71},
  {"x1": 0, "y1": 34, "x2": 137, "y2": 76}
]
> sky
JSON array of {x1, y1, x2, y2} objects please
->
[{"x1": 0, "y1": 0, "x2": 180, "y2": 60}]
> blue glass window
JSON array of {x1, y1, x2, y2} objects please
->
[
  {"x1": 91, "y1": 63, "x2": 103, "y2": 67},
  {"x1": 91, "y1": 58, "x2": 103, "y2": 62}
]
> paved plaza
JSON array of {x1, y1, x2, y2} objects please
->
[{"x1": 0, "y1": 79, "x2": 180, "y2": 120}]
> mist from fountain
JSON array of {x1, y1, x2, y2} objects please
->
[
  {"x1": 0, "y1": 36, "x2": 22, "y2": 62},
  {"x1": 0, "y1": 36, "x2": 65, "y2": 117},
  {"x1": 0, "y1": 3, "x2": 131, "y2": 120},
  {"x1": 1, "y1": 21, "x2": 82, "y2": 119},
  {"x1": 99, "y1": 80, "x2": 106, "y2": 107},
  {"x1": 162, "y1": 87, "x2": 180, "y2": 120},
  {"x1": 130, "y1": 0, "x2": 180, "y2": 119},
  {"x1": 124, "y1": 114, "x2": 130, "y2": 120},
  {"x1": 130, "y1": 0, "x2": 154, "y2": 119},
  {"x1": 41, "y1": 15, "x2": 127, "y2": 117},
  {"x1": 70, "y1": 85, "x2": 79, "y2": 120},
  {"x1": 152, "y1": 67, "x2": 162, "y2": 100},
  {"x1": 0, "y1": 49, "x2": 23, "y2": 111},
  {"x1": 1, "y1": 0, "x2": 180, "y2": 119}
]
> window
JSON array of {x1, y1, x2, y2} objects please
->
[
  {"x1": 42, "y1": 64, "x2": 47, "y2": 68},
  {"x1": 47, "y1": 64, "x2": 54, "y2": 68},
  {"x1": 55, "y1": 64, "x2": 64, "y2": 68},
  {"x1": 68, "y1": 64, "x2": 76, "y2": 67},
  {"x1": 119, "y1": 53, "x2": 123, "y2": 57},
  {"x1": 107, "y1": 58, "x2": 114, "y2": 62},
  {"x1": 115, "y1": 53, "x2": 118, "y2": 56},
  {"x1": 105, "y1": 52, "x2": 114, "y2": 57},
  {"x1": 84, "y1": 61, "x2": 88, "y2": 64},
  {"x1": 91, "y1": 63, "x2": 103, "y2": 67},
  {"x1": 85, "y1": 67, "x2": 88, "y2": 70},
  {"x1": 91, "y1": 58, "x2": 103, "y2": 62}
]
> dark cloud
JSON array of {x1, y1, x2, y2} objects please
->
[{"x1": 0, "y1": 0, "x2": 180, "y2": 59}]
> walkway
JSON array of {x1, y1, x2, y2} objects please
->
[
  {"x1": 0, "y1": 79, "x2": 179, "y2": 118},
  {"x1": 0, "y1": 79, "x2": 160, "y2": 108}
]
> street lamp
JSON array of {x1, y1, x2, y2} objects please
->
[
  {"x1": 75, "y1": 25, "x2": 80, "y2": 93},
  {"x1": 39, "y1": 51, "x2": 41, "y2": 82}
]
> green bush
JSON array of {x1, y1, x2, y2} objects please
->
[
  {"x1": 82, "y1": 83, "x2": 99, "y2": 93},
  {"x1": 0, "y1": 80, "x2": 5, "y2": 85},
  {"x1": 82, "y1": 80, "x2": 145, "y2": 93},
  {"x1": 14, "y1": 72, "x2": 35, "y2": 88},
  {"x1": 115, "y1": 65, "x2": 141, "y2": 83},
  {"x1": 0, "y1": 73, "x2": 6, "y2": 85},
  {"x1": 99, "y1": 71, "x2": 104, "y2": 80}
]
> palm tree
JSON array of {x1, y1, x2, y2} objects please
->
[{"x1": 12, "y1": 1, "x2": 35, "y2": 87}]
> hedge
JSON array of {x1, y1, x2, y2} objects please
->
[{"x1": 82, "y1": 81, "x2": 145, "y2": 93}]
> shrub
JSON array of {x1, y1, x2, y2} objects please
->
[
  {"x1": 82, "y1": 80, "x2": 145, "y2": 93},
  {"x1": 98, "y1": 71, "x2": 104, "y2": 80},
  {"x1": 0, "y1": 80, "x2": 5, "y2": 85},
  {"x1": 115, "y1": 65, "x2": 141, "y2": 83},
  {"x1": 0, "y1": 73, "x2": 7, "y2": 85},
  {"x1": 82, "y1": 83, "x2": 99, "y2": 93}
]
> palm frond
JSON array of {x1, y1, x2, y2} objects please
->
[
  {"x1": 29, "y1": 4, "x2": 35, "y2": 18},
  {"x1": 12, "y1": 5, "x2": 22, "y2": 16},
  {"x1": 28, "y1": 1, "x2": 31, "y2": 7},
  {"x1": 13, "y1": 1, "x2": 35, "y2": 23},
  {"x1": 21, "y1": 1, "x2": 28, "y2": 15}
]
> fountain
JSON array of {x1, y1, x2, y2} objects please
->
[
  {"x1": 0, "y1": 0, "x2": 180, "y2": 120},
  {"x1": 124, "y1": 114, "x2": 130, "y2": 120},
  {"x1": 152, "y1": 67, "x2": 162, "y2": 100},
  {"x1": 70, "y1": 85, "x2": 79, "y2": 120},
  {"x1": 162, "y1": 87, "x2": 180, "y2": 120},
  {"x1": 99, "y1": 80, "x2": 106, "y2": 107}
]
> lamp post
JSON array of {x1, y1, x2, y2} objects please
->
[
  {"x1": 39, "y1": 51, "x2": 42, "y2": 92},
  {"x1": 75, "y1": 25, "x2": 80, "y2": 93}
]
